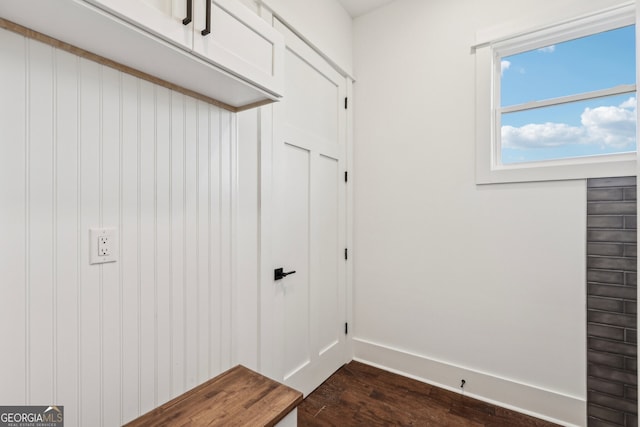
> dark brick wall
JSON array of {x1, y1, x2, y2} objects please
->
[{"x1": 587, "y1": 177, "x2": 637, "y2": 427}]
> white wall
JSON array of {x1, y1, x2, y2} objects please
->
[
  {"x1": 351, "y1": 0, "x2": 627, "y2": 424},
  {"x1": 0, "y1": 28, "x2": 235, "y2": 426}
]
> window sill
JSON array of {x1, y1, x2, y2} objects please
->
[{"x1": 475, "y1": 152, "x2": 636, "y2": 185}]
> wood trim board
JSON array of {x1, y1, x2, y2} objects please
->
[{"x1": 0, "y1": 16, "x2": 276, "y2": 113}]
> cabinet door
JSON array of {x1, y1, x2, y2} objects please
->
[
  {"x1": 84, "y1": 0, "x2": 193, "y2": 49},
  {"x1": 192, "y1": 0, "x2": 284, "y2": 97}
]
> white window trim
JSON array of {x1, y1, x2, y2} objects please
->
[{"x1": 474, "y1": 2, "x2": 637, "y2": 184}]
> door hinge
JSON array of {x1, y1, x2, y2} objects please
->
[
  {"x1": 344, "y1": 97, "x2": 348, "y2": 109},
  {"x1": 344, "y1": 248, "x2": 348, "y2": 260},
  {"x1": 345, "y1": 322, "x2": 348, "y2": 335},
  {"x1": 344, "y1": 171, "x2": 348, "y2": 183}
]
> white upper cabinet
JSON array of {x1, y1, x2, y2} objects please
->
[
  {"x1": 191, "y1": 0, "x2": 283, "y2": 96},
  {"x1": 85, "y1": 0, "x2": 283, "y2": 98},
  {"x1": 0, "y1": 0, "x2": 284, "y2": 110},
  {"x1": 84, "y1": 0, "x2": 194, "y2": 50}
]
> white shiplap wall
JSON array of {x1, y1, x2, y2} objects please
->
[{"x1": 0, "y1": 27, "x2": 235, "y2": 426}]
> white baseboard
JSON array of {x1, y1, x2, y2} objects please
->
[{"x1": 352, "y1": 337, "x2": 585, "y2": 427}]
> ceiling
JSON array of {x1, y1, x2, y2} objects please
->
[{"x1": 337, "y1": 0, "x2": 396, "y2": 18}]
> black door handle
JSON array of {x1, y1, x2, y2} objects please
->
[
  {"x1": 182, "y1": 0, "x2": 192, "y2": 25},
  {"x1": 274, "y1": 268, "x2": 296, "y2": 281},
  {"x1": 201, "y1": 0, "x2": 211, "y2": 36}
]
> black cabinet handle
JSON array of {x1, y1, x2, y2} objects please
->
[
  {"x1": 201, "y1": 0, "x2": 211, "y2": 36},
  {"x1": 274, "y1": 268, "x2": 296, "y2": 281},
  {"x1": 182, "y1": 0, "x2": 192, "y2": 25}
]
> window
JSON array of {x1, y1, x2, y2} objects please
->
[{"x1": 474, "y1": 4, "x2": 636, "y2": 184}]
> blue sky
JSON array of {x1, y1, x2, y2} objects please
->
[{"x1": 500, "y1": 25, "x2": 636, "y2": 164}]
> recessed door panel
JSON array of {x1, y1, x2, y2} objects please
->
[
  {"x1": 313, "y1": 154, "x2": 341, "y2": 356},
  {"x1": 282, "y1": 143, "x2": 312, "y2": 378},
  {"x1": 284, "y1": 43, "x2": 339, "y2": 146}
]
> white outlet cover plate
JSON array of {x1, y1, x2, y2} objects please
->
[{"x1": 89, "y1": 227, "x2": 118, "y2": 264}]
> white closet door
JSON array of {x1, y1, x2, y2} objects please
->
[{"x1": 270, "y1": 19, "x2": 348, "y2": 396}]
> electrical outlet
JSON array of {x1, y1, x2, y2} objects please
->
[
  {"x1": 98, "y1": 235, "x2": 111, "y2": 256},
  {"x1": 90, "y1": 228, "x2": 118, "y2": 264}
]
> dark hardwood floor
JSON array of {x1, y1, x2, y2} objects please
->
[{"x1": 298, "y1": 361, "x2": 560, "y2": 426}]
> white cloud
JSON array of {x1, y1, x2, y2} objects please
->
[
  {"x1": 621, "y1": 97, "x2": 637, "y2": 109},
  {"x1": 538, "y1": 45, "x2": 556, "y2": 53},
  {"x1": 500, "y1": 60, "x2": 511, "y2": 76},
  {"x1": 502, "y1": 97, "x2": 636, "y2": 149},
  {"x1": 581, "y1": 97, "x2": 636, "y2": 148},
  {"x1": 502, "y1": 122, "x2": 584, "y2": 148}
]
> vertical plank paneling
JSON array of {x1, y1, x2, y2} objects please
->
[
  {"x1": 55, "y1": 48, "x2": 80, "y2": 426},
  {"x1": 139, "y1": 80, "x2": 157, "y2": 414},
  {"x1": 220, "y1": 110, "x2": 233, "y2": 370},
  {"x1": 183, "y1": 97, "x2": 199, "y2": 390},
  {"x1": 52, "y1": 48, "x2": 59, "y2": 407},
  {"x1": 197, "y1": 101, "x2": 211, "y2": 383},
  {"x1": 0, "y1": 26, "x2": 237, "y2": 425},
  {"x1": 120, "y1": 74, "x2": 141, "y2": 424},
  {"x1": 27, "y1": 39, "x2": 55, "y2": 406},
  {"x1": 209, "y1": 106, "x2": 223, "y2": 376},
  {"x1": 101, "y1": 66, "x2": 121, "y2": 427},
  {"x1": 0, "y1": 29, "x2": 27, "y2": 405},
  {"x1": 170, "y1": 93, "x2": 186, "y2": 396},
  {"x1": 79, "y1": 57, "x2": 102, "y2": 427},
  {"x1": 155, "y1": 86, "x2": 172, "y2": 405}
]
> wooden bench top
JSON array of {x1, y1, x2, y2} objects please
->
[{"x1": 124, "y1": 365, "x2": 303, "y2": 427}]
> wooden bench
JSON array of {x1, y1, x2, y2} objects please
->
[{"x1": 124, "y1": 365, "x2": 303, "y2": 427}]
